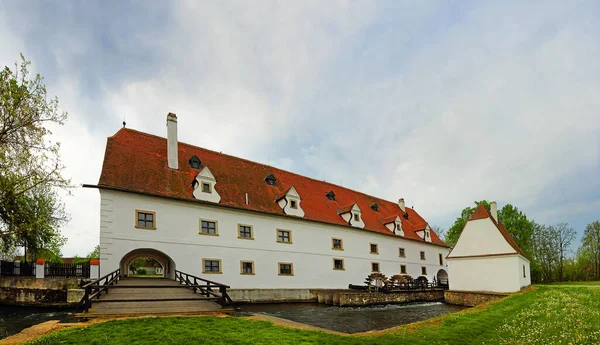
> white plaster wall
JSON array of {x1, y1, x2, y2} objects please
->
[
  {"x1": 99, "y1": 190, "x2": 449, "y2": 289},
  {"x1": 447, "y1": 255, "x2": 522, "y2": 293},
  {"x1": 518, "y1": 256, "x2": 531, "y2": 288},
  {"x1": 448, "y1": 218, "x2": 516, "y2": 257}
]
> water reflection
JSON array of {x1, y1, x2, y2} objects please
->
[
  {"x1": 242, "y1": 302, "x2": 465, "y2": 333},
  {"x1": 0, "y1": 306, "x2": 76, "y2": 339}
]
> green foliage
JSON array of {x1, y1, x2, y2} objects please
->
[
  {"x1": 27, "y1": 285, "x2": 600, "y2": 345},
  {"x1": 0, "y1": 54, "x2": 71, "y2": 259},
  {"x1": 581, "y1": 221, "x2": 600, "y2": 280}
]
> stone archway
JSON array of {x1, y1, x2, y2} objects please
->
[
  {"x1": 436, "y1": 269, "x2": 449, "y2": 285},
  {"x1": 119, "y1": 248, "x2": 176, "y2": 279}
]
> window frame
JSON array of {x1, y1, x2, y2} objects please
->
[
  {"x1": 135, "y1": 210, "x2": 156, "y2": 230},
  {"x1": 240, "y1": 261, "x2": 255, "y2": 275},
  {"x1": 421, "y1": 266, "x2": 427, "y2": 275},
  {"x1": 370, "y1": 243, "x2": 379, "y2": 254},
  {"x1": 353, "y1": 213, "x2": 360, "y2": 222},
  {"x1": 400, "y1": 264, "x2": 407, "y2": 275},
  {"x1": 276, "y1": 229, "x2": 292, "y2": 244},
  {"x1": 439, "y1": 253, "x2": 443, "y2": 265},
  {"x1": 202, "y1": 258, "x2": 222, "y2": 274},
  {"x1": 238, "y1": 224, "x2": 254, "y2": 240},
  {"x1": 523, "y1": 265, "x2": 526, "y2": 278},
  {"x1": 333, "y1": 258, "x2": 345, "y2": 271},
  {"x1": 332, "y1": 238, "x2": 344, "y2": 251},
  {"x1": 199, "y1": 219, "x2": 219, "y2": 236},
  {"x1": 371, "y1": 262, "x2": 380, "y2": 272},
  {"x1": 290, "y1": 200, "x2": 298, "y2": 209},
  {"x1": 201, "y1": 182, "x2": 212, "y2": 193},
  {"x1": 399, "y1": 247, "x2": 406, "y2": 258},
  {"x1": 278, "y1": 262, "x2": 294, "y2": 276},
  {"x1": 420, "y1": 251, "x2": 426, "y2": 260}
]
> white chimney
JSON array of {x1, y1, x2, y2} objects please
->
[
  {"x1": 398, "y1": 198, "x2": 406, "y2": 212},
  {"x1": 167, "y1": 112, "x2": 178, "y2": 169},
  {"x1": 490, "y1": 201, "x2": 498, "y2": 222}
]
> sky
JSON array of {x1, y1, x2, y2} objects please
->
[{"x1": 1, "y1": 1, "x2": 599, "y2": 257}]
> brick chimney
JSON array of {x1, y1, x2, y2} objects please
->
[{"x1": 167, "y1": 113, "x2": 178, "y2": 169}]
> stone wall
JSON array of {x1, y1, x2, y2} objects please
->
[
  {"x1": 0, "y1": 277, "x2": 87, "y2": 306},
  {"x1": 335, "y1": 290, "x2": 444, "y2": 307},
  {"x1": 444, "y1": 290, "x2": 509, "y2": 307},
  {"x1": 228, "y1": 289, "x2": 318, "y2": 303}
]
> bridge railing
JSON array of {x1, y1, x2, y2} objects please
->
[
  {"x1": 175, "y1": 269, "x2": 236, "y2": 308},
  {"x1": 80, "y1": 268, "x2": 120, "y2": 311}
]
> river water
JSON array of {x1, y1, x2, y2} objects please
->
[
  {"x1": 0, "y1": 306, "x2": 77, "y2": 340},
  {"x1": 242, "y1": 302, "x2": 465, "y2": 333}
]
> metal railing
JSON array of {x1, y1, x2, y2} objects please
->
[{"x1": 0, "y1": 260, "x2": 35, "y2": 276}]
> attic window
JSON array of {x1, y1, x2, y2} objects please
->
[
  {"x1": 370, "y1": 203, "x2": 379, "y2": 212},
  {"x1": 265, "y1": 174, "x2": 277, "y2": 186},
  {"x1": 403, "y1": 213, "x2": 409, "y2": 220},
  {"x1": 325, "y1": 191, "x2": 336, "y2": 201},
  {"x1": 189, "y1": 156, "x2": 201, "y2": 169}
]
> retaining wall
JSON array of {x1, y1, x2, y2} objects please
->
[
  {"x1": 0, "y1": 277, "x2": 87, "y2": 306},
  {"x1": 444, "y1": 290, "x2": 509, "y2": 307}
]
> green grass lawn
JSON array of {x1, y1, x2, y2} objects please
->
[
  {"x1": 547, "y1": 280, "x2": 600, "y2": 286},
  {"x1": 29, "y1": 284, "x2": 600, "y2": 345}
]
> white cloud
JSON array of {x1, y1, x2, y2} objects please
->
[{"x1": 1, "y1": 1, "x2": 599, "y2": 256}]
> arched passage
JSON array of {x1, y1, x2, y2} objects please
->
[
  {"x1": 119, "y1": 248, "x2": 176, "y2": 279},
  {"x1": 436, "y1": 269, "x2": 449, "y2": 286}
]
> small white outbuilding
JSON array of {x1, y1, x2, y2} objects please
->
[{"x1": 446, "y1": 202, "x2": 531, "y2": 293}]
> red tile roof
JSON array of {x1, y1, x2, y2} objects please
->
[{"x1": 95, "y1": 128, "x2": 448, "y2": 247}]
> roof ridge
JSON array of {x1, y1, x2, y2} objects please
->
[{"x1": 116, "y1": 128, "x2": 408, "y2": 210}]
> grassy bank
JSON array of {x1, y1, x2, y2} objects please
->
[{"x1": 28, "y1": 284, "x2": 600, "y2": 345}]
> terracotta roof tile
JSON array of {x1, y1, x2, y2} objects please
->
[{"x1": 97, "y1": 128, "x2": 448, "y2": 247}]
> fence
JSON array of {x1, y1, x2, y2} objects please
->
[
  {"x1": 0, "y1": 260, "x2": 91, "y2": 278},
  {"x1": 45, "y1": 262, "x2": 91, "y2": 277},
  {"x1": 0, "y1": 260, "x2": 36, "y2": 276}
]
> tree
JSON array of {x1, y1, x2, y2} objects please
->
[
  {"x1": 445, "y1": 200, "x2": 490, "y2": 246},
  {"x1": 581, "y1": 221, "x2": 600, "y2": 280},
  {"x1": 498, "y1": 204, "x2": 534, "y2": 259},
  {"x1": 555, "y1": 223, "x2": 576, "y2": 281},
  {"x1": 530, "y1": 222, "x2": 560, "y2": 283},
  {"x1": 0, "y1": 55, "x2": 71, "y2": 259},
  {"x1": 432, "y1": 225, "x2": 446, "y2": 242}
]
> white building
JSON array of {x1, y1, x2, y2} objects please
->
[
  {"x1": 85, "y1": 113, "x2": 450, "y2": 290},
  {"x1": 446, "y1": 202, "x2": 531, "y2": 293}
]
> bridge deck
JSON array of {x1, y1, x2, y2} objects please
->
[{"x1": 78, "y1": 277, "x2": 231, "y2": 318}]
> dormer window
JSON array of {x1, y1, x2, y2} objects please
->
[
  {"x1": 353, "y1": 214, "x2": 360, "y2": 222},
  {"x1": 202, "y1": 182, "x2": 211, "y2": 193},
  {"x1": 189, "y1": 156, "x2": 201, "y2": 169},
  {"x1": 370, "y1": 203, "x2": 379, "y2": 212},
  {"x1": 326, "y1": 191, "x2": 336, "y2": 201},
  {"x1": 290, "y1": 200, "x2": 297, "y2": 209},
  {"x1": 265, "y1": 174, "x2": 277, "y2": 186},
  {"x1": 275, "y1": 186, "x2": 304, "y2": 217},
  {"x1": 403, "y1": 213, "x2": 409, "y2": 220}
]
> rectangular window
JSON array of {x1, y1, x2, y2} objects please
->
[
  {"x1": 278, "y1": 262, "x2": 293, "y2": 276},
  {"x1": 290, "y1": 200, "x2": 297, "y2": 209},
  {"x1": 135, "y1": 210, "x2": 156, "y2": 229},
  {"x1": 277, "y1": 229, "x2": 292, "y2": 243},
  {"x1": 523, "y1": 265, "x2": 526, "y2": 278},
  {"x1": 240, "y1": 261, "x2": 254, "y2": 275},
  {"x1": 200, "y1": 220, "x2": 218, "y2": 235},
  {"x1": 332, "y1": 238, "x2": 343, "y2": 250},
  {"x1": 333, "y1": 259, "x2": 344, "y2": 270},
  {"x1": 439, "y1": 253, "x2": 443, "y2": 265},
  {"x1": 420, "y1": 251, "x2": 426, "y2": 260},
  {"x1": 202, "y1": 182, "x2": 211, "y2": 193},
  {"x1": 370, "y1": 243, "x2": 379, "y2": 254},
  {"x1": 400, "y1": 264, "x2": 407, "y2": 274},
  {"x1": 399, "y1": 248, "x2": 406, "y2": 257},
  {"x1": 421, "y1": 266, "x2": 427, "y2": 275},
  {"x1": 371, "y1": 262, "x2": 380, "y2": 272},
  {"x1": 238, "y1": 224, "x2": 253, "y2": 239},
  {"x1": 202, "y1": 259, "x2": 221, "y2": 274},
  {"x1": 354, "y1": 214, "x2": 360, "y2": 221}
]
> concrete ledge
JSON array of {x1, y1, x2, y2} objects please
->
[
  {"x1": 444, "y1": 290, "x2": 510, "y2": 307},
  {"x1": 336, "y1": 290, "x2": 444, "y2": 307},
  {"x1": 0, "y1": 277, "x2": 87, "y2": 306},
  {"x1": 228, "y1": 289, "x2": 318, "y2": 303}
]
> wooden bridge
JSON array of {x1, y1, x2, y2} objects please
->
[{"x1": 77, "y1": 269, "x2": 235, "y2": 318}]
